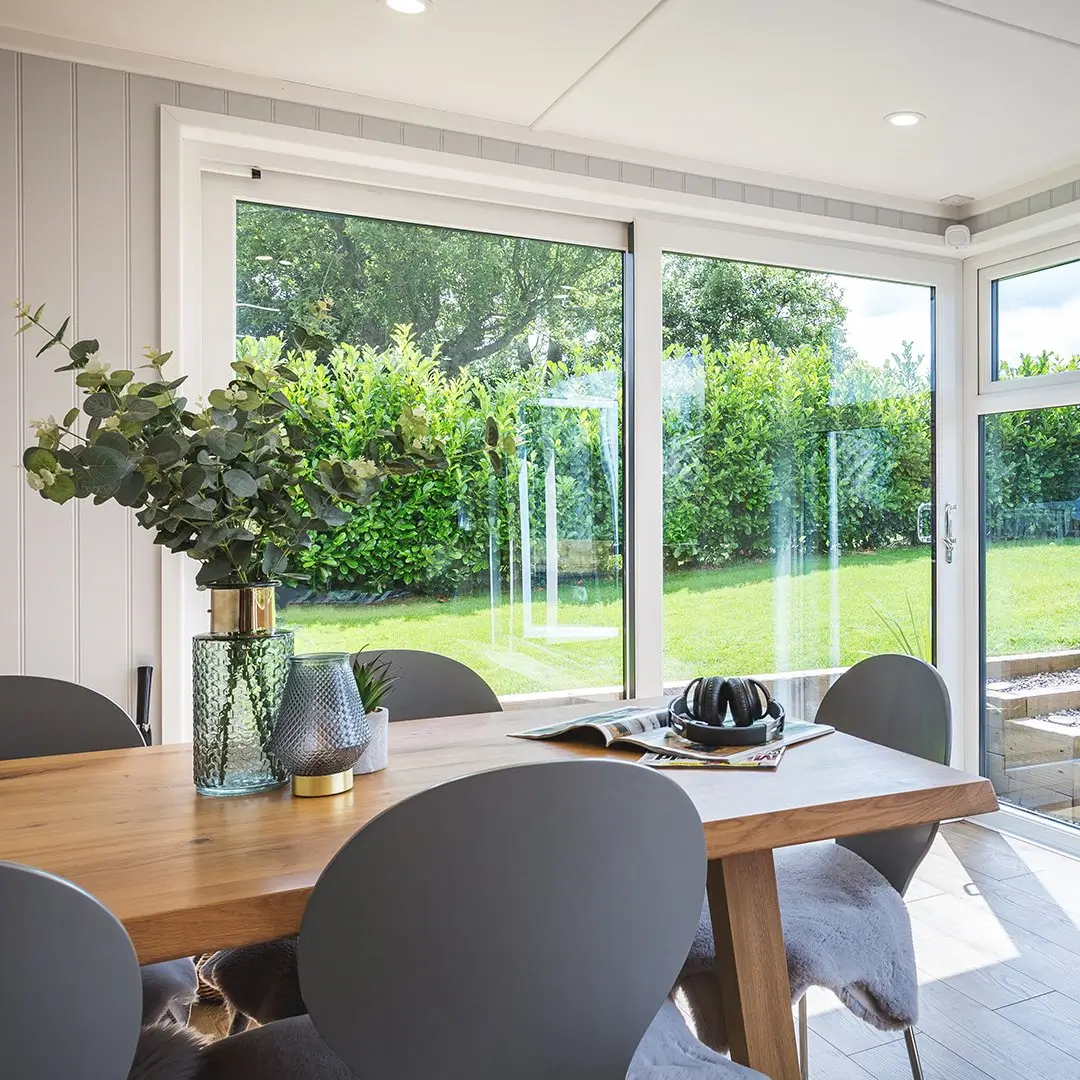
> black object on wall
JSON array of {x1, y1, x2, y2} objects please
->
[{"x1": 136, "y1": 666, "x2": 153, "y2": 746}]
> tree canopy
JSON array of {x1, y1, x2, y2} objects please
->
[{"x1": 236, "y1": 203, "x2": 850, "y2": 371}]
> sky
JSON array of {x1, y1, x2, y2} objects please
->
[
  {"x1": 996, "y1": 259, "x2": 1080, "y2": 362},
  {"x1": 829, "y1": 274, "x2": 933, "y2": 371}
]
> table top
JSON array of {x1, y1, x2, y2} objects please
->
[{"x1": 0, "y1": 699, "x2": 997, "y2": 963}]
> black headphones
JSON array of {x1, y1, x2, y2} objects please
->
[{"x1": 668, "y1": 676, "x2": 785, "y2": 747}]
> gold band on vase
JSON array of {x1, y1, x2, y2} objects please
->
[
  {"x1": 291, "y1": 770, "x2": 355, "y2": 797},
  {"x1": 209, "y1": 585, "x2": 277, "y2": 635}
]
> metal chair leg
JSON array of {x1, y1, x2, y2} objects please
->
[
  {"x1": 903, "y1": 1027, "x2": 924, "y2": 1080},
  {"x1": 798, "y1": 994, "x2": 809, "y2": 1080}
]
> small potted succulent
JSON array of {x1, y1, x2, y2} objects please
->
[{"x1": 351, "y1": 650, "x2": 398, "y2": 775}]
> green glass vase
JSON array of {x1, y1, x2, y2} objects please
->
[{"x1": 192, "y1": 584, "x2": 292, "y2": 796}]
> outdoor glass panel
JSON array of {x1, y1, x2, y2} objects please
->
[
  {"x1": 983, "y1": 407, "x2": 1080, "y2": 824},
  {"x1": 235, "y1": 202, "x2": 624, "y2": 700},
  {"x1": 992, "y1": 259, "x2": 1080, "y2": 381},
  {"x1": 661, "y1": 255, "x2": 935, "y2": 719}
]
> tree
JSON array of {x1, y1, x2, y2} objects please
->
[
  {"x1": 236, "y1": 203, "x2": 622, "y2": 374},
  {"x1": 662, "y1": 255, "x2": 847, "y2": 353}
]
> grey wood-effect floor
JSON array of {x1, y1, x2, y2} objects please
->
[{"x1": 804, "y1": 821, "x2": 1080, "y2": 1079}]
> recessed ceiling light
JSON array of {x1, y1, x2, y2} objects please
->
[
  {"x1": 384, "y1": 0, "x2": 430, "y2": 13},
  {"x1": 885, "y1": 111, "x2": 925, "y2": 128}
]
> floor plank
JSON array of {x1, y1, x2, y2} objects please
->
[
  {"x1": 851, "y1": 1032, "x2": 995, "y2": 1080},
  {"x1": 996, "y1": 991, "x2": 1080, "y2": 1063}
]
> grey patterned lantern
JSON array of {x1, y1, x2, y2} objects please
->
[{"x1": 271, "y1": 653, "x2": 371, "y2": 796}]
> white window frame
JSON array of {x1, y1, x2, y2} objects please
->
[
  {"x1": 962, "y1": 228, "x2": 1080, "y2": 842},
  {"x1": 162, "y1": 107, "x2": 966, "y2": 761},
  {"x1": 977, "y1": 239, "x2": 1080, "y2": 399}
]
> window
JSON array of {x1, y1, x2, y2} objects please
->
[
  {"x1": 661, "y1": 253, "x2": 935, "y2": 718},
  {"x1": 991, "y1": 257, "x2": 1080, "y2": 381},
  {"x1": 234, "y1": 201, "x2": 626, "y2": 701},
  {"x1": 982, "y1": 406, "x2": 1080, "y2": 823}
]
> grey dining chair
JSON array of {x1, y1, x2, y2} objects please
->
[
  {"x1": 204, "y1": 649, "x2": 502, "y2": 1030},
  {"x1": 0, "y1": 861, "x2": 205, "y2": 1080},
  {"x1": 0, "y1": 674, "x2": 199, "y2": 1026},
  {"x1": 678, "y1": 653, "x2": 949, "y2": 1080},
  {"x1": 198, "y1": 759, "x2": 765, "y2": 1080},
  {"x1": 356, "y1": 647, "x2": 503, "y2": 720}
]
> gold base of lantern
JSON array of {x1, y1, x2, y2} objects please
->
[{"x1": 291, "y1": 770, "x2": 354, "y2": 797}]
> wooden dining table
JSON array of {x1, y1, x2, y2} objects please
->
[{"x1": 0, "y1": 698, "x2": 996, "y2": 1080}]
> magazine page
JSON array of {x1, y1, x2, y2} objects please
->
[
  {"x1": 509, "y1": 706, "x2": 667, "y2": 747},
  {"x1": 639, "y1": 745, "x2": 786, "y2": 769},
  {"x1": 612, "y1": 718, "x2": 834, "y2": 763}
]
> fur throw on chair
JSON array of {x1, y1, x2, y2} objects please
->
[
  {"x1": 680, "y1": 842, "x2": 918, "y2": 1044},
  {"x1": 127, "y1": 1024, "x2": 207, "y2": 1080}
]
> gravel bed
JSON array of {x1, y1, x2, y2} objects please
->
[
  {"x1": 989, "y1": 669, "x2": 1080, "y2": 693},
  {"x1": 1032, "y1": 708, "x2": 1080, "y2": 728}
]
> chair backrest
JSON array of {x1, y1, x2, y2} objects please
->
[
  {"x1": 0, "y1": 675, "x2": 144, "y2": 760},
  {"x1": 0, "y1": 861, "x2": 142, "y2": 1078},
  {"x1": 818, "y1": 653, "x2": 952, "y2": 895},
  {"x1": 299, "y1": 759, "x2": 706, "y2": 1080},
  {"x1": 354, "y1": 649, "x2": 501, "y2": 721}
]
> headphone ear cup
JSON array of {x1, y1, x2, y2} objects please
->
[
  {"x1": 726, "y1": 677, "x2": 758, "y2": 727},
  {"x1": 702, "y1": 676, "x2": 727, "y2": 725}
]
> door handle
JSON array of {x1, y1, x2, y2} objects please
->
[
  {"x1": 916, "y1": 502, "x2": 933, "y2": 544},
  {"x1": 943, "y1": 502, "x2": 956, "y2": 564}
]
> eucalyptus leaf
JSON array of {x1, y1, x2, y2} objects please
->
[
  {"x1": 81, "y1": 444, "x2": 133, "y2": 498},
  {"x1": 23, "y1": 446, "x2": 58, "y2": 472},
  {"x1": 67, "y1": 339, "x2": 99, "y2": 364},
  {"x1": 205, "y1": 429, "x2": 244, "y2": 461},
  {"x1": 94, "y1": 431, "x2": 132, "y2": 455},
  {"x1": 210, "y1": 408, "x2": 237, "y2": 431},
  {"x1": 83, "y1": 392, "x2": 117, "y2": 419},
  {"x1": 207, "y1": 389, "x2": 234, "y2": 411},
  {"x1": 223, "y1": 468, "x2": 258, "y2": 498},
  {"x1": 180, "y1": 465, "x2": 209, "y2": 498},
  {"x1": 63, "y1": 407, "x2": 80, "y2": 428},
  {"x1": 148, "y1": 434, "x2": 187, "y2": 466},
  {"x1": 43, "y1": 473, "x2": 76, "y2": 504},
  {"x1": 114, "y1": 471, "x2": 147, "y2": 507},
  {"x1": 122, "y1": 398, "x2": 159, "y2": 423}
]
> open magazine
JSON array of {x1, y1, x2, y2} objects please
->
[{"x1": 510, "y1": 705, "x2": 833, "y2": 769}]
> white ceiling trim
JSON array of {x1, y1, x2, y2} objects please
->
[
  {"x1": 168, "y1": 105, "x2": 960, "y2": 256},
  {"x1": 0, "y1": 23, "x2": 958, "y2": 218}
]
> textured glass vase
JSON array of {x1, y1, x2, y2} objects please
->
[
  {"x1": 192, "y1": 584, "x2": 292, "y2": 796},
  {"x1": 271, "y1": 653, "x2": 370, "y2": 796}
]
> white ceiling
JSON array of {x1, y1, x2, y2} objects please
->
[{"x1": 2, "y1": 0, "x2": 1080, "y2": 205}]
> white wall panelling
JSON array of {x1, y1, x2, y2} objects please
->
[{"x1": 0, "y1": 51, "x2": 175, "y2": 736}]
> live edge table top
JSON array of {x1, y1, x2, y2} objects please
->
[{"x1": 0, "y1": 699, "x2": 997, "y2": 963}]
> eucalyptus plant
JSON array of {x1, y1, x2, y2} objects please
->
[{"x1": 14, "y1": 303, "x2": 500, "y2": 587}]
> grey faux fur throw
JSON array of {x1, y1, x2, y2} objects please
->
[
  {"x1": 680, "y1": 841, "x2": 918, "y2": 1039},
  {"x1": 127, "y1": 1024, "x2": 206, "y2": 1080}
]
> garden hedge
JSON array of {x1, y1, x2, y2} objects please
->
[{"x1": 242, "y1": 333, "x2": 1079, "y2": 595}]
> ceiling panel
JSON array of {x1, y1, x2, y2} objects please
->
[
  {"x1": 0, "y1": 0, "x2": 661, "y2": 124},
  {"x1": 538, "y1": 0, "x2": 1080, "y2": 202},
  {"x1": 933, "y1": 0, "x2": 1080, "y2": 45}
]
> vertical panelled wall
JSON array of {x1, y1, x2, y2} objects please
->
[{"x1": 0, "y1": 51, "x2": 174, "y2": 735}]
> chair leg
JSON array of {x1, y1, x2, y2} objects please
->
[
  {"x1": 798, "y1": 994, "x2": 809, "y2": 1080},
  {"x1": 903, "y1": 1027, "x2": 924, "y2": 1080}
]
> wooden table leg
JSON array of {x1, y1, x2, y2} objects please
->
[{"x1": 707, "y1": 850, "x2": 800, "y2": 1080}]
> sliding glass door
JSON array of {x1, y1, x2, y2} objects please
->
[
  {"x1": 980, "y1": 250, "x2": 1080, "y2": 825},
  {"x1": 222, "y1": 182, "x2": 628, "y2": 703},
  {"x1": 661, "y1": 252, "x2": 937, "y2": 720}
]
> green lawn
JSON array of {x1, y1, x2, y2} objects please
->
[{"x1": 278, "y1": 541, "x2": 1080, "y2": 696}]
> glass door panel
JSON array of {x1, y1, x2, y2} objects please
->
[
  {"x1": 661, "y1": 254, "x2": 935, "y2": 720},
  {"x1": 234, "y1": 201, "x2": 625, "y2": 702},
  {"x1": 983, "y1": 406, "x2": 1080, "y2": 822}
]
